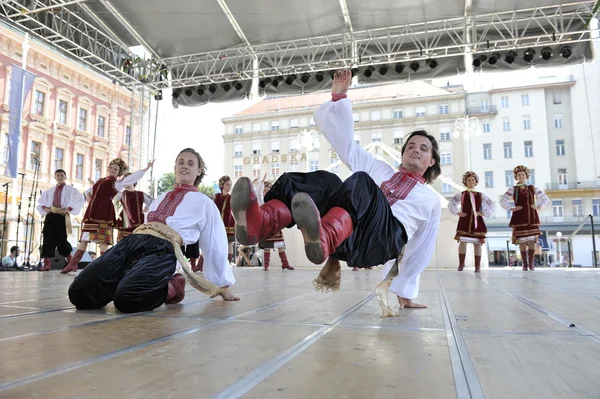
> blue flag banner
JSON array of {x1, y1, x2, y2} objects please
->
[
  {"x1": 538, "y1": 231, "x2": 550, "y2": 250},
  {"x1": 6, "y1": 64, "x2": 36, "y2": 178}
]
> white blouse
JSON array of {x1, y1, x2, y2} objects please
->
[{"x1": 448, "y1": 191, "x2": 495, "y2": 218}]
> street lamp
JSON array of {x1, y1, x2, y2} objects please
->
[
  {"x1": 297, "y1": 129, "x2": 320, "y2": 172},
  {"x1": 453, "y1": 115, "x2": 482, "y2": 170},
  {"x1": 556, "y1": 231, "x2": 563, "y2": 266}
]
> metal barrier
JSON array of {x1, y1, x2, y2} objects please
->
[{"x1": 566, "y1": 215, "x2": 598, "y2": 268}]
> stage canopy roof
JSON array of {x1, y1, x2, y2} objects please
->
[{"x1": 1, "y1": 0, "x2": 598, "y2": 106}]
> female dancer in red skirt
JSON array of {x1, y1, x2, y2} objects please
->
[
  {"x1": 500, "y1": 165, "x2": 549, "y2": 270},
  {"x1": 60, "y1": 158, "x2": 154, "y2": 273},
  {"x1": 214, "y1": 175, "x2": 235, "y2": 263},
  {"x1": 448, "y1": 171, "x2": 495, "y2": 272},
  {"x1": 115, "y1": 174, "x2": 154, "y2": 242}
]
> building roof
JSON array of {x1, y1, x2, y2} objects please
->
[{"x1": 232, "y1": 81, "x2": 464, "y2": 117}]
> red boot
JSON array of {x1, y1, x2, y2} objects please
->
[
  {"x1": 165, "y1": 274, "x2": 186, "y2": 304},
  {"x1": 291, "y1": 193, "x2": 354, "y2": 264},
  {"x1": 40, "y1": 258, "x2": 52, "y2": 271},
  {"x1": 528, "y1": 249, "x2": 536, "y2": 270},
  {"x1": 458, "y1": 253, "x2": 466, "y2": 271},
  {"x1": 279, "y1": 250, "x2": 294, "y2": 270},
  {"x1": 474, "y1": 255, "x2": 481, "y2": 273},
  {"x1": 520, "y1": 250, "x2": 528, "y2": 271},
  {"x1": 61, "y1": 250, "x2": 84, "y2": 274},
  {"x1": 263, "y1": 251, "x2": 270, "y2": 271},
  {"x1": 231, "y1": 177, "x2": 292, "y2": 244}
]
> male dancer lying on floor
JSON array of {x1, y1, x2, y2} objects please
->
[{"x1": 231, "y1": 69, "x2": 441, "y2": 314}]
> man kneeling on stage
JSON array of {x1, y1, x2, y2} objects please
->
[
  {"x1": 232, "y1": 69, "x2": 441, "y2": 313},
  {"x1": 37, "y1": 169, "x2": 85, "y2": 271}
]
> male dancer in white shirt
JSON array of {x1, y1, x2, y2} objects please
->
[
  {"x1": 37, "y1": 169, "x2": 85, "y2": 271},
  {"x1": 232, "y1": 69, "x2": 441, "y2": 309}
]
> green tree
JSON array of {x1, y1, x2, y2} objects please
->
[
  {"x1": 157, "y1": 172, "x2": 175, "y2": 195},
  {"x1": 198, "y1": 184, "x2": 215, "y2": 198}
]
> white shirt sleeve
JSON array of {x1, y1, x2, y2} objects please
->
[
  {"x1": 115, "y1": 170, "x2": 147, "y2": 192},
  {"x1": 390, "y1": 199, "x2": 441, "y2": 299},
  {"x1": 534, "y1": 186, "x2": 549, "y2": 209},
  {"x1": 314, "y1": 98, "x2": 395, "y2": 177},
  {"x1": 65, "y1": 186, "x2": 85, "y2": 215},
  {"x1": 36, "y1": 188, "x2": 53, "y2": 216},
  {"x1": 143, "y1": 193, "x2": 154, "y2": 207},
  {"x1": 480, "y1": 193, "x2": 495, "y2": 218},
  {"x1": 447, "y1": 192, "x2": 462, "y2": 215},
  {"x1": 499, "y1": 187, "x2": 514, "y2": 210}
]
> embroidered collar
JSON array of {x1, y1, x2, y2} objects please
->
[
  {"x1": 398, "y1": 167, "x2": 425, "y2": 184},
  {"x1": 173, "y1": 183, "x2": 198, "y2": 193}
]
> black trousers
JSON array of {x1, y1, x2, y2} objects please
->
[
  {"x1": 182, "y1": 242, "x2": 199, "y2": 258},
  {"x1": 265, "y1": 171, "x2": 406, "y2": 267},
  {"x1": 68, "y1": 234, "x2": 177, "y2": 313},
  {"x1": 41, "y1": 213, "x2": 72, "y2": 258}
]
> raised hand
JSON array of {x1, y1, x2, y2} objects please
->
[
  {"x1": 332, "y1": 69, "x2": 352, "y2": 96},
  {"x1": 144, "y1": 159, "x2": 155, "y2": 171}
]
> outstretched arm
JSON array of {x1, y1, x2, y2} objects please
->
[
  {"x1": 115, "y1": 159, "x2": 155, "y2": 191},
  {"x1": 314, "y1": 69, "x2": 394, "y2": 177}
]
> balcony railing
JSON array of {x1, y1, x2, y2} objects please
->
[
  {"x1": 546, "y1": 181, "x2": 600, "y2": 191},
  {"x1": 467, "y1": 105, "x2": 498, "y2": 115},
  {"x1": 486, "y1": 215, "x2": 593, "y2": 225}
]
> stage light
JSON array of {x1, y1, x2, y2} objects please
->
[
  {"x1": 233, "y1": 81, "x2": 243, "y2": 90},
  {"x1": 300, "y1": 73, "x2": 310, "y2": 83},
  {"x1": 329, "y1": 70, "x2": 336, "y2": 80},
  {"x1": 258, "y1": 80, "x2": 266, "y2": 88},
  {"x1": 315, "y1": 72, "x2": 324, "y2": 82},
  {"x1": 154, "y1": 90, "x2": 162, "y2": 101},
  {"x1": 523, "y1": 48, "x2": 535, "y2": 62},
  {"x1": 540, "y1": 47, "x2": 553, "y2": 61},
  {"x1": 409, "y1": 61, "x2": 420, "y2": 72},
  {"x1": 285, "y1": 74, "x2": 297, "y2": 85},
  {"x1": 379, "y1": 65, "x2": 388, "y2": 75},
  {"x1": 272, "y1": 79, "x2": 279, "y2": 88},
  {"x1": 503, "y1": 51, "x2": 517, "y2": 64},
  {"x1": 364, "y1": 66, "x2": 375, "y2": 78},
  {"x1": 559, "y1": 46, "x2": 572, "y2": 59},
  {"x1": 185, "y1": 88, "x2": 192, "y2": 97},
  {"x1": 426, "y1": 59, "x2": 438, "y2": 69},
  {"x1": 472, "y1": 54, "x2": 488, "y2": 68},
  {"x1": 196, "y1": 86, "x2": 205, "y2": 96},
  {"x1": 488, "y1": 52, "x2": 502, "y2": 65},
  {"x1": 394, "y1": 63, "x2": 405, "y2": 73},
  {"x1": 351, "y1": 67, "x2": 359, "y2": 77},
  {"x1": 222, "y1": 82, "x2": 231, "y2": 92},
  {"x1": 172, "y1": 88, "x2": 181, "y2": 99},
  {"x1": 208, "y1": 84, "x2": 217, "y2": 94}
]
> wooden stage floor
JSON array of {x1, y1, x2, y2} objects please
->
[{"x1": 1, "y1": 266, "x2": 600, "y2": 399}]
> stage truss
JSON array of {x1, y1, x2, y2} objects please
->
[{"x1": 0, "y1": 0, "x2": 598, "y2": 91}]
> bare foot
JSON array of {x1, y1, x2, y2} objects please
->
[
  {"x1": 217, "y1": 287, "x2": 240, "y2": 301},
  {"x1": 397, "y1": 296, "x2": 427, "y2": 309}
]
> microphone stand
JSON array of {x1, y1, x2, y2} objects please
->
[
  {"x1": 1, "y1": 182, "x2": 9, "y2": 255},
  {"x1": 15, "y1": 172, "x2": 25, "y2": 252},
  {"x1": 37, "y1": 191, "x2": 44, "y2": 270},
  {"x1": 24, "y1": 158, "x2": 41, "y2": 268}
]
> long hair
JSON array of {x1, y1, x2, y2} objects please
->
[
  {"x1": 400, "y1": 130, "x2": 441, "y2": 184},
  {"x1": 177, "y1": 148, "x2": 206, "y2": 186}
]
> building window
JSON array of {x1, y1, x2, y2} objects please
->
[
  {"x1": 309, "y1": 117, "x2": 315, "y2": 126},
  {"x1": 33, "y1": 90, "x2": 45, "y2": 116},
  {"x1": 554, "y1": 114, "x2": 564, "y2": 128},
  {"x1": 438, "y1": 104, "x2": 449, "y2": 114},
  {"x1": 271, "y1": 163, "x2": 280, "y2": 176},
  {"x1": 370, "y1": 110, "x2": 381, "y2": 120},
  {"x1": 442, "y1": 183, "x2": 453, "y2": 193},
  {"x1": 393, "y1": 160, "x2": 400, "y2": 169},
  {"x1": 125, "y1": 125, "x2": 131, "y2": 146},
  {"x1": 483, "y1": 143, "x2": 492, "y2": 160},
  {"x1": 482, "y1": 122, "x2": 490, "y2": 133},
  {"x1": 78, "y1": 108, "x2": 88, "y2": 131},
  {"x1": 503, "y1": 142, "x2": 513, "y2": 159},
  {"x1": 252, "y1": 165, "x2": 261, "y2": 178},
  {"x1": 523, "y1": 115, "x2": 531, "y2": 130},
  {"x1": 501, "y1": 96, "x2": 509, "y2": 107},
  {"x1": 252, "y1": 123, "x2": 261, "y2": 132},
  {"x1": 505, "y1": 170, "x2": 513, "y2": 187},
  {"x1": 58, "y1": 100, "x2": 68, "y2": 124},
  {"x1": 289, "y1": 162, "x2": 299, "y2": 172},
  {"x1": 95, "y1": 159, "x2": 103, "y2": 181},
  {"x1": 441, "y1": 152, "x2": 452, "y2": 165},
  {"x1": 270, "y1": 121, "x2": 280, "y2": 130},
  {"x1": 353, "y1": 113, "x2": 360, "y2": 122},
  {"x1": 75, "y1": 153, "x2": 84, "y2": 180},
  {"x1": 415, "y1": 107, "x2": 426, "y2": 117},
  {"x1": 290, "y1": 119, "x2": 299, "y2": 128},
  {"x1": 271, "y1": 141, "x2": 280, "y2": 153},
  {"x1": 371, "y1": 131, "x2": 382, "y2": 143},
  {"x1": 556, "y1": 140, "x2": 565, "y2": 156},
  {"x1": 506, "y1": 200, "x2": 515, "y2": 219},
  {"x1": 234, "y1": 144, "x2": 243, "y2": 157},
  {"x1": 233, "y1": 165, "x2": 242, "y2": 178},
  {"x1": 480, "y1": 100, "x2": 489, "y2": 112},
  {"x1": 552, "y1": 200, "x2": 564, "y2": 217},
  {"x1": 97, "y1": 116, "x2": 105, "y2": 137},
  {"x1": 527, "y1": 169, "x2": 536, "y2": 185},
  {"x1": 54, "y1": 147, "x2": 64, "y2": 170},
  {"x1": 310, "y1": 160, "x2": 319, "y2": 172},
  {"x1": 524, "y1": 141, "x2": 533, "y2": 157},
  {"x1": 393, "y1": 131, "x2": 403, "y2": 145},
  {"x1": 502, "y1": 117, "x2": 511, "y2": 131},
  {"x1": 30, "y1": 141, "x2": 41, "y2": 170},
  {"x1": 484, "y1": 171, "x2": 494, "y2": 188},
  {"x1": 593, "y1": 199, "x2": 600, "y2": 216},
  {"x1": 392, "y1": 109, "x2": 403, "y2": 119},
  {"x1": 354, "y1": 134, "x2": 360, "y2": 145},
  {"x1": 252, "y1": 143, "x2": 261, "y2": 155},
  {"x1": 572, "y1": 199, "x2": 583, "y2": 216},
  {"x1": 234, "y1": 125, "x2": 243, "y2": 134},
  {"x1": 521, "y1": 94, "x2": 530, "y2": 106},
  {"x1": 553, "y1": 93, "x2": 562, "y2": 104},
  {"x1": 289, "y1": 139, "x2": 299, "y2": 152},
  {"x1": 2, "y1": 134, "x2": 8, "y2": 164},
  {"x1": 440, "y1": 131, "x2": 451, "y2": 141},
  {"x1": 330, "y1": 158, "x2": 340, "y2": 173},
  {"x1": 558, "y1": 168, "x2": 568, "y2": 185}
]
